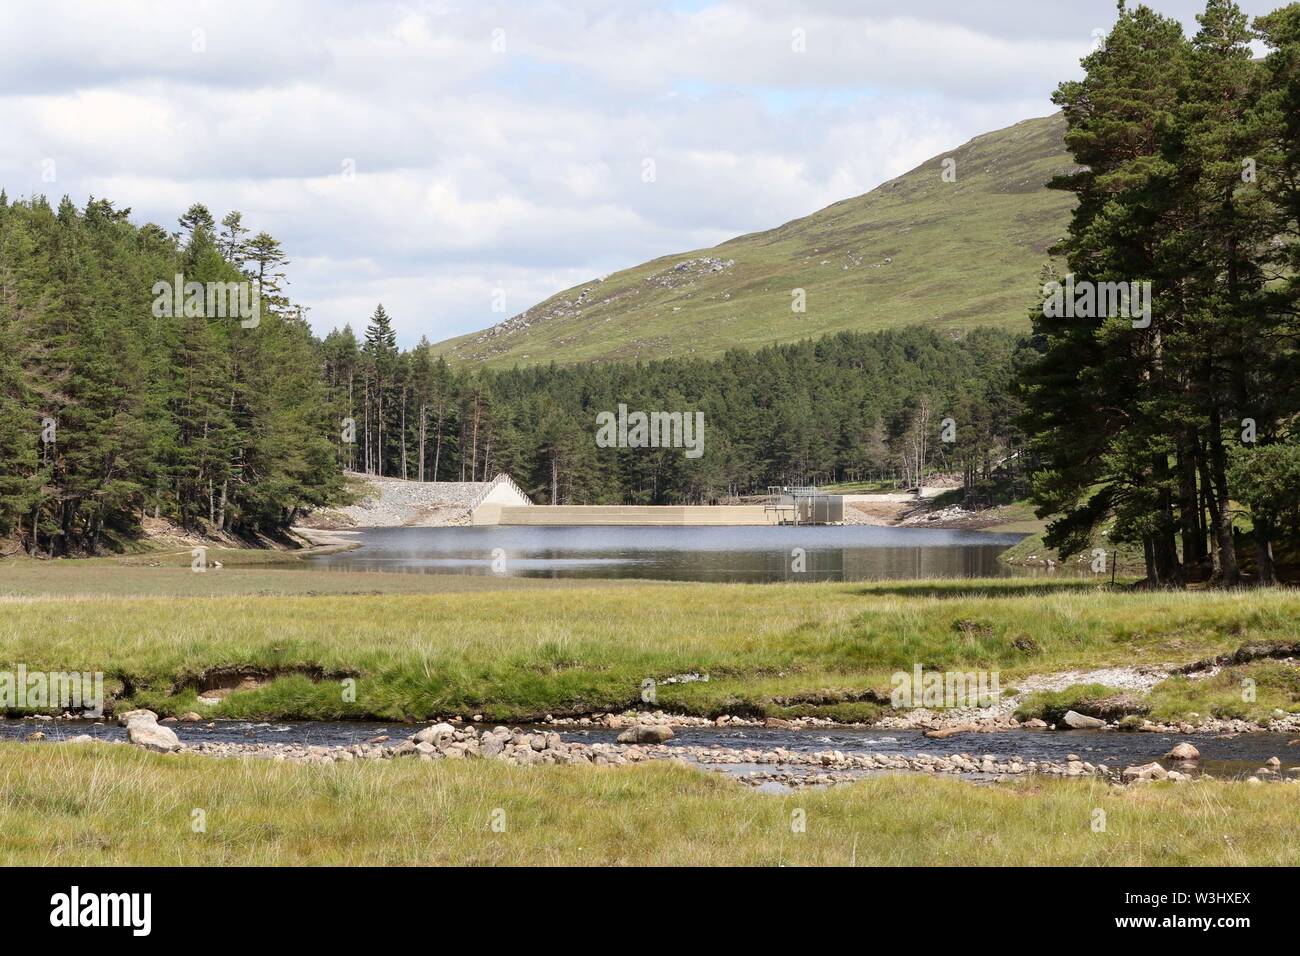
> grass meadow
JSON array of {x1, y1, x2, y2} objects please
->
[{"x1": 1, "y1": 743, "x2": 1295, "y2": 866}]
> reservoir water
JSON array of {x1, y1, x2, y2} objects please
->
[{"x1": 304, "y1": 524, "x2": 1026, "y2": 583}]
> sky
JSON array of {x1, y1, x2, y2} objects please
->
[{"x1": 0, "y1": 0, "x2": 1280, "y2": 347}]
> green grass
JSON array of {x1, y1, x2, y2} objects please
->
[
  {"x1": 1146, "y1": 662, "x2": 1300, "y2": 724},
  {"x1": 998, "y1": 527, "x2": 1147, "y2": 576},
  {"x1": 1, "y1": 563, "x2": 1297, "y2": 722},
  {"x1": 1014, "y1": 684, "x2": 1130, "y2": 722},
  {"x1": 981, "y1": 499, "x2": 1049, "y2": 534},
  {"x1": 0, "y1": 744, "x2": 1294, "y2": 865},
  {"x1": 432, "y1": 114, "x2": 1073, "y2": 367},
  {"x1": 820, "y1": 479, "x2": 902, "y2": 494},
  {"x1": 0, "y1": 550, "x2": 645, "y2": 598}
]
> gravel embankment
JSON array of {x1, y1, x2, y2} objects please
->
[{"x1": 300, "y1": 473, "x2": 492, "y2": 528}]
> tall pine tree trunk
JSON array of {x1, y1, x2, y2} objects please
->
[
  {"x1": 433, "y1": 401, "x2": 444, "y2": 482},
  {"x1": 1206, "y1": 406, "x2": 1240, "y2": 586},
  {"x1": 1196, "y1": 427, "x2": 1238, "y2": 586},
  {"x1": 363, "y1": 378, "x2": 371, "y2": 474},
  {"x1": 1177, "y1": 432, "x2": 1205, "y2": 571},
  {"x1": 1152, "y1": 454, "x2": 1184, "y2": 586},
  {"x1": 1255, "y1": 516, "x2": 1277, "y2": 586},
  {"x1": 347, "y1": 370, "x2": 355, "y2": 471},
  {"x1": 377, "y1": 387, "x2": 385, "y2": 478},
  {"x1": 470, "y1": 392, "x2": 480, "y2": 483},
  {"x1": 417, "y1": 401, "x2": 426, "y2": 482},
  {"x1": 400, "y1": 386, "x2": 408, "y2": 480}
]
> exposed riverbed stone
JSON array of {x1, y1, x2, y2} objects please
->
[
  {"x1": 113, "y1": 721, "x2": 1290, "y2": 789},
  {"x1": 413, "y1": 722, "x2": 456, "y2": 745},
  {"x1": 1122, "y1": 762, "x2": 1168, "y2": 782},
  {"x1": 1062, "y1": 710, "x2": 1107, "y2": 730},
  {"x1": 29, "y1": 702, "x2": 1294, "y2": 790},
  {"x1": 925, "y1": 724, "x2": 980, "y2": 739},
  {"x1": 127, "y1": 718, "x2": 182, "y2": 753},
  {"x1": 1166, "y1": 742, "x2": 1200, "y2": 761},
  {"x1": 616, "y1": 724, "x2": 675, "y2": 744}
]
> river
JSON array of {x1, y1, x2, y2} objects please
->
[{"x1": 7, "y1": 719, "x2": 1289, "y2": 782}]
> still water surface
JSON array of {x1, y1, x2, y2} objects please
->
[{"x1": 305, "y1": 525, "x2": 1026, "y2": 583}]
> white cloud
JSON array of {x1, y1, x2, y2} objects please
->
[{"x1": 0, "y1": 0, "x2": 1277, "y2": 346}]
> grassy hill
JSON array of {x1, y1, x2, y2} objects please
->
[{"x1": 435, "y1": 113, "x2": 1077, "y2": 367}]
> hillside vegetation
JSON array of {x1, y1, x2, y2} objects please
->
[{"x1": 434, "y1": 114, "x2": 1075, "y2": 367}]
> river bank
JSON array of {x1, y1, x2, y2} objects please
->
[
  {"x1": 2, "y1": 576, "x2": 1298, "y2": 726},
  {"x1": 3, "y1": 567, "x2": 1297, "y2": 865}
]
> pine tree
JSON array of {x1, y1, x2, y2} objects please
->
[
  {"x1": 1020, "y1": 5, "x2": 1193, "y2": 585},
  {"x1": 362, "y1": 304, "x2": 398, "y2": 476}
]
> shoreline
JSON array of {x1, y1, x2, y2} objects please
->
[
  {"x1": 13, "y1": 697, "x2": 1300, "y2": 738},
  {"x1": 288, "y1": 527, "x2": 364, "y2": 556}
]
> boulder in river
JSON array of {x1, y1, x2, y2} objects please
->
[
  {"x1": 116, "y1": 709, "x2": 158, "y2": 727},
  {"x1": 1165, "y1": 742, "x2": 1199, "y2": 761},
  {"x1": 1062, "y1": 710, "x2": 1106, "y2": 730},
  {"x1": 127, "y1": 717, "x2": 182, "y2": 753},
  {"x1": 616, "y1": 724, "x2": 674, "y2": 744},
  {"x1": 925, "y1": 724, "x2": 979, "y2": 739}
]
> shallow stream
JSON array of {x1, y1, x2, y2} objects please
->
[{"x1": 8, "y1": 719, "x2": 1294, "y2": 781}]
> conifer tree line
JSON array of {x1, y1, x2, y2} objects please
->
[
  {"x1": 0, "y1": 191, "x2": 1024, "y2": 555},
  {"x1": 322, "y1": 313, "x2": 1025, "y2": 506},
  {"x1": 1019, "y1": 0, "x2": 1300, "y2": 587},
  {"x1": 0, "y1": 195, "x2": 342, "y2": 553},
  {"x1": 9, "y1": 0, "x2": 1296, "y2": 585}
]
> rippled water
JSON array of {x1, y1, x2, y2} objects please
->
[
  {"x1": 10, "y1": 719, "x2": 1294, "y2": 780},
  {"x1": 304, "y1": 525, "x2": 1026, "y2": 583},
  {"x1": 561, "y1": 725, "x2": 1295, "y2": 780}
]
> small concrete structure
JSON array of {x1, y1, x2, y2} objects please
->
[
  {"x1": 764, "y1": 486, "x2": 844, "y2": 525},
  {"x1": 468, "y1": 474, "x2": 533, "y2": 525}
]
